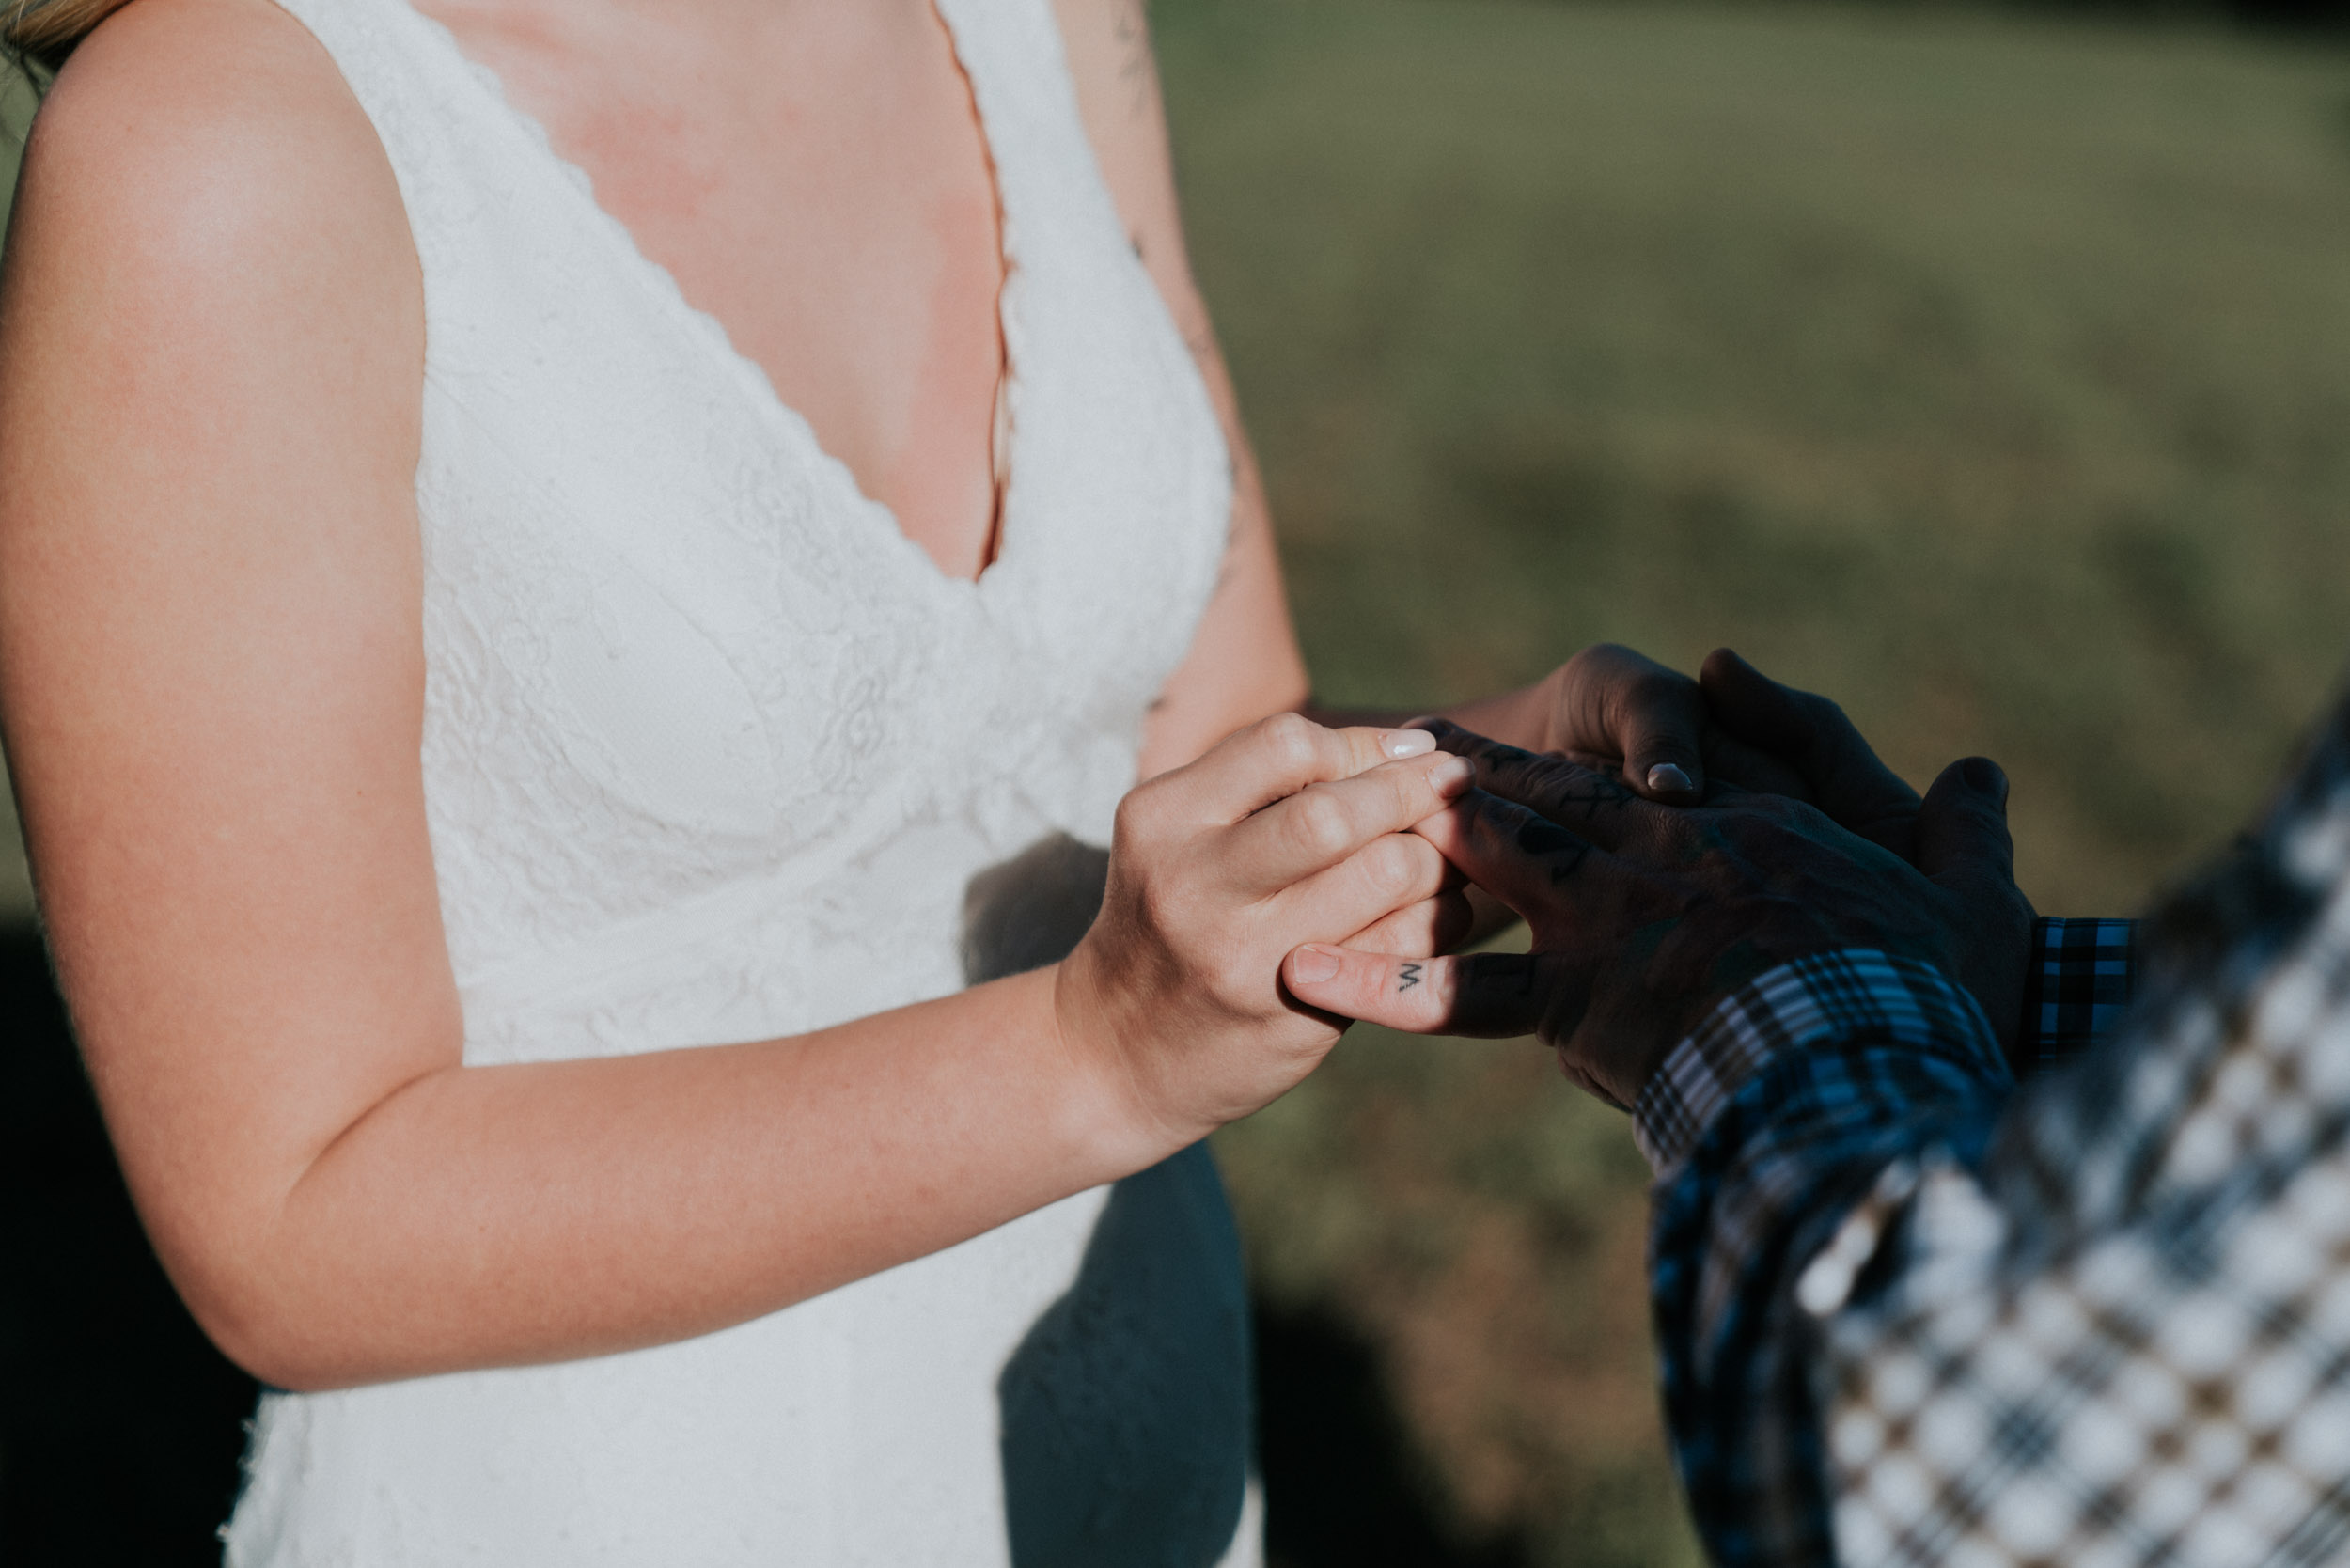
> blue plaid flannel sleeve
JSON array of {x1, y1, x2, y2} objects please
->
[
  {"x1": 1637, "y1": 700, "x2": 2350, "y2": 1568},
  {"x1": 1636, "y1": 949, "x2": 2013, "y2": 1567},
  {"x1": 2014, "y1": 915, "x2": 2138, "y2": 1074}
]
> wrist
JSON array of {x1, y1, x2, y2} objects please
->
[{"x1": 1042, "y1": 952, "x2": 1194, "y2": 1180}]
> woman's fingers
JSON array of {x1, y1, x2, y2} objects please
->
[
  {"x1": 1220, "y1": 747, "x2": 1475, "y2": 896},
  {"x1": 1340, "y1": 889, "x2": 1478, "y2": 959},
  {"x1": 1282, "y1": 944, "x2": 1589, "y2": 1040},
  {"x1": 1183, "y1": 712, "x2": 1440, "y2": 825},
  {"x1": 1270, "y1": 830, "x2": 1453, "y2": 947}
]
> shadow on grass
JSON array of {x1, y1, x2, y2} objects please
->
[{"x1": 1257, "y1": 1299, "x2": 1534, "y2": 1568}]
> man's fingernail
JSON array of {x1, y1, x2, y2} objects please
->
[
  {"x1": 1382, "y1": 728, "x2": 1436, "y2": 760},
  {"x1": 1646, "y1": 762, "x2": 1694, "y2": 795},
  {"x1": 1429, "y1": 755, "x2": 1475, "y2": 796},
  {"x1": 1961, "y1": 757, "x2": 2008, "y2": 803},
  {"x1": 1290, "y1": 946, "x2": 1341, "y2": 984}
]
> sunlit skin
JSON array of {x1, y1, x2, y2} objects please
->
[{"x1": 0, "y1": 0, "x2": 1721, "y2": 1393}]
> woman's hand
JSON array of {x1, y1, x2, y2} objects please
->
[{"x1": 1056, "y1": 713, "x2": 1474, "y2": 1151}]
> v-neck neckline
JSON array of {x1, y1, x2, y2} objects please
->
[{"x1": 407, "y1": 0, "x2": 1024, "y2": 599}]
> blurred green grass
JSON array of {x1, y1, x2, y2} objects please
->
[
  {"x1": 1166, "y1": 0, "x2": 2350, "y2": 916},
  {"x1": 1162, "y1": 1, "x2": 2350, "y2": 1562}
]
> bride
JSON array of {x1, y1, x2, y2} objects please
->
[{"x1": 0, "y1": 0, "x2": 1719, "y2": 1559}]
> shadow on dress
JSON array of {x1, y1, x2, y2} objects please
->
[{"x1": 964, "y1": 836, "x2": 1252, "y2": 1568}]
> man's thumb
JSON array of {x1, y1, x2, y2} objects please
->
[{"x1": 1916, "y1": 756, "x2": 2014, "y2": 886}]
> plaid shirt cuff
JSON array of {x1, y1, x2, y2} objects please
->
[
  {"x1": 2013, "y1": 915, "x2": 2138, "y2": 1074},
  {"x1": 1633, "y1": 949, "x2": 2010, "y2": 1176}
]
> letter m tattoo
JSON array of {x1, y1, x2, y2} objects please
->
[{"x1": 1397, "y1": 963, "x2": 1423, "y2": 993}]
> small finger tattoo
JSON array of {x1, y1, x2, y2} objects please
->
[{"x1": 1397, "y1": 962, "x2": 1423, "y2": 993}]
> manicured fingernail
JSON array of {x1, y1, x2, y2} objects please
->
[
  {"x1": 1646, "y1": 762, "x2": 1694, "y2": 795},
  {"x1": 1290, "y1": 946, "x2": 1341, "y2": 984},
  {"x1": 1382, "y1": 728, "x2": 1437, "y2": 760},
  {"x1": 1429, "y1": 755, "x2": 1475, "y2": 796}
]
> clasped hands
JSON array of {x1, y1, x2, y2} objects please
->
[
  {"x1": 1287, "y1": 649, "x2": 2036, "y2": 1109},
  {"x1": 1052, "y1": 643, "x2": 2032, "y2": 1160}
]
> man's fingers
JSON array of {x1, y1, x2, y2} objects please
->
[
  {"x1": 1442, "y1": 742, "x2": 1653, "y2": 853},
  {"x1": 1602, "y1": 661, "x2": 1709, "y2": 804},
  {"x1": 1413, "y1": 791, "x2": 1625, "y2": 915},
  {"x1": 1700, "y1": 732, "x2": 1813, "y2": 802},
  {"x1": 1411, "y1": 721, "x2": 1656, "y2": 847},
  {"x1": 1918, "y1": 756, "x2": 2016, "y2": 888},
  {"x1": 1283, "y1": 946, "x2": 1584, "y2": 1039},
  {"x1": 1695, "y1": 647, "x2": 1814, "y2": 751},
  {"x1": 1699, "y1": 648, "x2": 1920, "y2": 859},
  {"x1": 1918, "y1": 756, "x2": 2034, "y2": 1055},
  {"x1": 1409, "y1": 717, "x2": 1527, "y2": 769},
  {"x1": 1551, "y1": 643, "x2": 1708, "y2": 802}
]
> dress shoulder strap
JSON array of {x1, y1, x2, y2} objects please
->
[{"x1": 933, "y1": 0, "x2": 1132, "y2": 261}]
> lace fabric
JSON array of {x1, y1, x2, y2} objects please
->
[{"x1": 222, "y1": 0, "x2": 1250, "y2": 1560}]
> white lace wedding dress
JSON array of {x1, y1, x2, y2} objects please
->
[{"x1": 221, "y1": 0, "x2": 1257, "y2": 1560}]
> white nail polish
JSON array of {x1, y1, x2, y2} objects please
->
[
  {"x1": 1646, "y1": 762, "x2": 1694, "y2": 795},
  {"x1": 1383, "y1": 729, "x2": 1437, "y2": 760}
]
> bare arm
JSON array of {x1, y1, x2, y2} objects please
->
[
  {"x1": 1053, "y1": 0, "x2": 1308, "y2": 781},
  {"x1": 0, "y1": 0, "x2": 1463, "y2": 1392}
]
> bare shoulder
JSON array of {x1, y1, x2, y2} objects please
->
[{"x1": 7, "y1": 0, "x2": 413, "y2": 354}]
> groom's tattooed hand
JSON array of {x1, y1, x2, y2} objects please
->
[
  {"x1": 1508, "y1": 810, "x2": 1593, "y2": 883},
  {"x1": 1286, "y1": 726, "x2": 2033, "y2": 1107}
]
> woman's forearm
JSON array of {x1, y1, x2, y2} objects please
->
[
  {"x1": 145, "y1": 716, "x2": 1464, "y2": 1393},
  {"x1": 205, "y1": 965, "x2": 1154, "y2": 1391}
]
